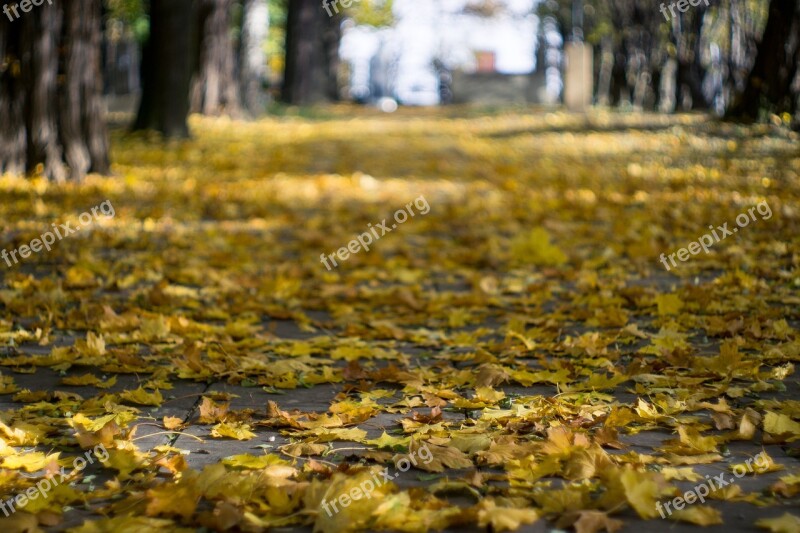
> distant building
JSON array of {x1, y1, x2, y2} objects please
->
[{"x1": 340, "y1": 0, "x2": 557, "y2": 106}]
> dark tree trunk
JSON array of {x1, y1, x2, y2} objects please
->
[
  {"x1": 726, "y1": 0, "x2": 800, "y2": 121},
  {"x1": 0, "y1": 0, "x2": 109, "y2": 181},
  {"x1": 595, "y1": 36, "x2": 615, "y2": 106},
  {"x1": 62, "y1": 0, "x2": 110, "y2": 176},
  {"x1": 134, "y1": 0, "x2": 194, "y2": 138},
  {"x1": 610, "y1": 50, "x2": 627, "y2": 106},
  {"x1": 281, "y1": 0, "x2": 341, "y2": 105},
  {"x1": 239, "y1": 0, "x2": 268, "y2": 115},
  {"x1": 191, "y1": 0, "x2": 241, "y2": 116},
  {"x1": 0, "y1": 11, "x2": 26, "y2": 176},
  {"x1": 672, "y1": 2, "x2": 708, "y2": 110}
]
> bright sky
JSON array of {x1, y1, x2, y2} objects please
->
[{"x1": 341, "y1": 0, "x2": 539, "y2": 103}]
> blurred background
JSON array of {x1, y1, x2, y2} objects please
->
[{"x1": 1, "y1": 0, "x2": 798, "y2": 182}]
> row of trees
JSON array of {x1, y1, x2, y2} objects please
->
[
  {"x1": 539, "y1": 0, "x2": 799, "y2": 120},
  {"x1": 0, "y1": 0, "x2": 342, "y2": 181},
  {"x1": 0, "y1": 0, "x2": 797, "y2": 181}
]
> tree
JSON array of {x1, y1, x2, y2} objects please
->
[
  {"x1": 133, "y1": 0, "x2": 194, "y2": 138},
  {"x1": 191, "y1": 0, "x2": 241, "y2": 116},
  {"x1": 670, "y1": 0, "x2": 710, "y2": 110},
  {"x1": 726, "y1": 0, "x2": 800, "y2": 122},
  {"x1": 239, "y1": 0, "x2": 270, "y2": 114},
  {"x1": 0, "y1": 0, "x2": 109, "y2": 181},
  {"x1": 281, "y1": 0, "x2": 342, "y2": 105}
]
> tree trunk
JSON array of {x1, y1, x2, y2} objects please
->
[
  {"x1": 134, "y1": 0, "x2": 194, "y2": 138},
  {"x1": 726, "y1": 0, "x2": 800, "y2": 121},
  {"x1": 22, "y1": 2, "x2": 67, "y2": 182},
  {"x1": 0, "y1": 12, "x2": 26, "y2": 176},
  {"x1": 595, "y1": 36, "x2": 614, "y2": 106},
  {"x1": 239, "y1": 0, "x2": 269, "y2": 115},
  {"x1": 281, "y1": 0, "x2": 341, "y2": 105},
  {"x1": 191, "y1": 0, "x2": 241, "y2": 117},
  {"x1": 672, "y1": 4, "x2": 709, "y2": 110},
  {"x1": 62, "y1": 0, "x2": 110, "y2": 176},
  {"x1": 0, "y1": 0, "x2": 109, "y2": 181}
]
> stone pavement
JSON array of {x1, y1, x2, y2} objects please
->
[{"x1": 1, "y1": 313, "x2": 797, "y2": 532}]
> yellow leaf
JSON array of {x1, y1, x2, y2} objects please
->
[
  {"x1": 210, "y1": 422, "x2": 256, "y2": 441},
  {"x1": 222, "y1": 454, "x2": 291, "y2": 470},
  {"x1": 763, "y1": 412, "x2": 800, "y2": 441},
  {"x1": 510, "y1": 227, "x2": 567, "y2": 266},
  {"x1": 305, "y1": 427, "x2": 367, "y2": 443},
  {"x1": 655, "y1": 293, "x2": 683, "y2": 316},
  {"x1": 145, "y1": 475, "x2": 202, "y2": 520},
  {"x1": 61, "y1": 374, "x2": 117, "y2": 389},
  {"x1": 101, "y1": 449, "x2": 148, "y2": 480},
  {"x1": 365, "y1": 432, "x2": 411, "y2": 450},
  {"x1": 372, "y1": 492, "x2": 462, "y2": 532},
  {"x1": 118, "y1": 386, "x2": 163, "y2": 406},
  {"x1": 162, "y1": 416, "x2": 184, "y2": 430},
  {"x1": 68, "y1": 516, "x2": 196, "y2": 533},
  {"x1": 756, "y1": 513, "x2": 800, "y2": 533},
  {"x1": 413, "y1": 443, "x2": 472, "y2": 473},
  {"x1": 1, "y1": 451, "x2": 59, "y2": 472},
  {"x1": 312, "y1": 470, "x2": 394, "y2": 533},
  {"x1": 85, "y1": 331, "x2": 106, "y2": 356},
  {"x1": 476, "y1": 499, "x2": 539, "y2": 532},
  {"x1": 619, "y1": 468, "x2": 663, "y2": 519},
  {"x1": 569, "y1": 510, "x2": 624, "y2": 533},
  {"x1": 671, "y1": 505, "x2": 723, "y2": 525}
]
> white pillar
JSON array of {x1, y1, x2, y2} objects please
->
[{"x1": 564, "y1": 42, "x2": 593, "y2": 111}]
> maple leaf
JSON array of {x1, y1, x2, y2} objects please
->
[
  {"x1": 558, "y1": 510, "x2": 624, "y2": 533},
  {"x1": 763, "y1": 411, "x2": 800, "y2": 442},
  {"x1": 619, "y1": 467, "x2": 666, "y2": 519},
  {"x1": 510, "y1": 227, "x2": 567, "y2": 266},
  {"x1": 210, "y1": 422, "x2": 256, "y2": 440},
  {"x1": 198, "y1": 397, "x2": 230, "y2": 424},
  {"x1": 476, "y1": 499, "x2": 539, "y2": 532},
  {"x1": 312, "y1": 470, "x2": 395, "y2": 533},
  {"x1": 146, "y1": 476, "x2": 202, "y2": 520},
  {"x1": 118, "y1": 386, "x2": 163, "y2": 406},
  {"x1": 756, "y1": 514, "x2": 800, "y2": 533},
  {"x1": 671, "y1": 505, "x2": 723, "y2": 525}
]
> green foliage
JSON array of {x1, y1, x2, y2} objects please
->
[
  {"x1": 348, "y1": 0, "x2": 394, "y2": 27},
  {"x1": 105, "y1": 0, "x2": 148, "y2": 43},
  {"x1": 105, "y1": 0, "x2": 144, "y2": 24},
  {"x1": 267, "y1": 0, "x2": 287, "y2": 75}
]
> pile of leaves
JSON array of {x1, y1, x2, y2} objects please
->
[{"x1": 0, "y1": 108, "x2": 798, "y2": 532}]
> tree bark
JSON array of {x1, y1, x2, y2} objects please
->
[
  {"x1": 595, "y1": 36, "x2": 614, "y2": 106},
  {"x1": 134, "y1": 0, "x2": 194, "y2": 138},
  {"x1": 281, "y1": 0, "x2": 341, "y2": 105},
  {"x1": 191, "y1": 0, "x2": 241, "y2": 116},
  {"x1": 726, "y1": 0, "x2": 800, "y2": 121},
  {"x1": 62, "y1": 0, "x2": 110, "y2": 176},
  {"x1": 22, "y1": 2, "x2": 66, "y2": 182},
  {"x1": 0, "y1": 12, "x2": 26, "y2": 176},
  {"x1": 239, "y1": 0, "x2": 269, "y2": 115},
  {"x1": 667, "y1": 1, "x2": 708, "y2": 110},
  {"x1": 0, "y1": 0, "x2": 108, "y2": 181}
]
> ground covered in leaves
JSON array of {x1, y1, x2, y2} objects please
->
[{"x1": 0, "y1": 108, "x2": 799, "y2": 533}]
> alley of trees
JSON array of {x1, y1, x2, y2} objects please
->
[{"x1": 0, "y1": 0, "x2": 798, "y2": 182}]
